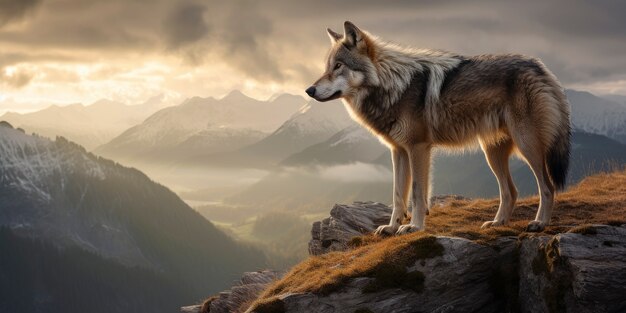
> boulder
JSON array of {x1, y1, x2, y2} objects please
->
[{"x1": 309, "y1": 201, "x2": 391, "y2": 255}]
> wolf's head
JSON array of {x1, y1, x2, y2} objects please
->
[{"x1": 305, "y1": 21, "x2": 379, "y2": 102}]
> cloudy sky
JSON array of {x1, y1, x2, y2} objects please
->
[{"x1": 1, "y1": 0, "x2": 625, "y2": 112}]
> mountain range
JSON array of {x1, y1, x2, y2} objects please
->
[
  {"x1": 0, "y1": 94, "x2": 176, "y2": 150},
  {"x1": 185, "y1": 99, "x2": 355, "y2": 168},
  {"x1": 94, "y1": 91, "x2": 305, "y2": 166},
  {"x1": 0, "y1": 122, "x2": 266, "y2": 312},
  {"x1": 281, "y1": 125, "x2": 384, "y2": 167},
  {"x1": 6, "y1": 89, "x2": 625, "y2": 170},
  {"x1": 105, "y1": 89, "x2": 626, "y2": 168}
]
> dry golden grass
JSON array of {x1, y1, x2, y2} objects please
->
[
  {"x1": 424, "y1": 170, "x2": 626, "y2": 239},
  {"x1": 249, "y1": 234, "x2": 443, "y2": 312},
  {"x1": 247, "y1": 170, "x2": 626, "y2": 312}
]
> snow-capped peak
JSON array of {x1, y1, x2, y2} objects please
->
[
  {"x1": 278, "y1": 99, "x2": 353, "y2": 135},
  {"x1": 0, "y1": 126, "x2": 106, "y2": 201}
]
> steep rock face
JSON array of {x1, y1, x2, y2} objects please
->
[
  {"x1": 181, "y1": 271, "x2": 283, "y2": 313},
  {"x1": 519, "y1": 225, "x2": 626, "y2": 313}
]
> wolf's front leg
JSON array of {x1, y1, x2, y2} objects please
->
[
  {"x1": 397, "y1": 143, "x2": 432, "y2": 235},
  {"x1": 375, "y1": 148, "x2": 410, "y2": 235}
]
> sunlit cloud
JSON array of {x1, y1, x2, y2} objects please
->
[
  {"x1": 0, "y1": 0, "x2": 624, "y2": 112},
  {"x1": 0, "y1": 65, "x2": 34, "y2": 88}
]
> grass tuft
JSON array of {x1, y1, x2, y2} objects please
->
[{"x1": 567, "y1": 225, "x2": 598, "y2": 235}]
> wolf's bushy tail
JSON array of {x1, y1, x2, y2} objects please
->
[{"x1": 546, "y1": 118, "x2": 571, "y2": 191}]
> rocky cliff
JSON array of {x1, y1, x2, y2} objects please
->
[{"x1": 184, "y1": 171, "x2": 626, "y2": 313}]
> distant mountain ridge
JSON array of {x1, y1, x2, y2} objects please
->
[
  {"x1": 0, "y1": 94, "x2": 175, "y2": 150},
  {"x1": 566, "y1": 89, "x2": 626, "y2": 143},
  {"x1": 281, "y1": 125, "x2": 384, "y2": 167},
  {"x1": 9, "y1": 88, "x2": 623, "y2": 170},
  {"x1": 234, "y1": 99, "x2": 355, "y2": 164},
  {"x1": 95, "y1": 91, "x2": 306, "y2": 164},
  {"x1": 174, "y1": 98, "x2": 356, "y2": 168}
]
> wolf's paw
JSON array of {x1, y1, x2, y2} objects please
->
[
  {"x1": 374, "y1": 224, "x2": 398, "y2": 236},
  {"x1": 525, "y1": 220, "x2": 546, "y2": 232},
  {"x1": 481, "y1": 220, "x2": 505, "y2": 229},
  {"x1": 396, "y1": 224, "x2": 422, "y2": 235}
]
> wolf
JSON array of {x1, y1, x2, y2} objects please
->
[{"x1": 305, "y1": 21, "x2": 571, "y2": 234}]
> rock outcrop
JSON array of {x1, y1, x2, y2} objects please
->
[
  {"x1": 309, "y1": 196, "x2": 468, "y2": 255},
  {"x1": 304, "y1": 202, "x2": 626, "y2": 313},
  {"x1": 184, "y1": 200, "x2": 626, "y2": 313},
  {"x1": 270, "y1": 236, "x2": 518, "y2": 313},
  {"x1": 181, "y1": 271, "x2": 283, "y2": 313},
  {"x1": 309, "y1": 201, "x2": 391, "y2": 255}
]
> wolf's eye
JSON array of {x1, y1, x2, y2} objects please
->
[{"x1": 334, "y1": 63, "x2": 342, "y2": 70}]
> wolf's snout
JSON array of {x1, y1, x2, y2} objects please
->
[{"x1": 305, "y1": 86, "x2": 316, "y2": 97}]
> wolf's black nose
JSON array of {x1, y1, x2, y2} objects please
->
[{"x1": 305, "y1": 86, "x2": 316, "y2": 97}]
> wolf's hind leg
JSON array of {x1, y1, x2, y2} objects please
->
[
  {"x1": 375, "y1": 148, "x2": 411, "y2": 235},
  {"x1": 480, "y1": 139, "x2": 517, "y2": 228},
  {"x1": 397, "y1": 143, "x2": 431, "y2": 235},
  {"x1": 512, "y1": 134, "x2": 555, "y2": 232}
]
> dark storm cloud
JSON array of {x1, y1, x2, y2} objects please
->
[
  {"x1": 0, "y1": 0, "x2": 625, "y2": 88},
  {"x1": 215, "y1": 0, "x2": 283, "y2": 81},
  {"x1": 163, "y1": 2, "x2": 210, "y2": 49},
  {"x1": 0, "y1": 0, "x2": 42, "y2": 26},
  {"x1": 159, "y1": 0, "x2": 283, "y2": 80}
]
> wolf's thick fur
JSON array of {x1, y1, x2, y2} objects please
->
[{"x1": 307, "y1": 22, "x2": 571, "y2": 234}]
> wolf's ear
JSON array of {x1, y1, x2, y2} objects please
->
[
  {"x1": 343, "y1": 21, "x2": 364, "y2": 48},
  {"x1": 327, "y1": 28, "x2": 342, "y2": 44}
]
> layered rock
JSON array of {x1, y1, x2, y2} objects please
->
[
  {"x1": 180, "y1": 271, "x2": 283, "y2": 313},
  {"x1": 309, "y1": 201, "x2": 391, "y2": 255}
]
